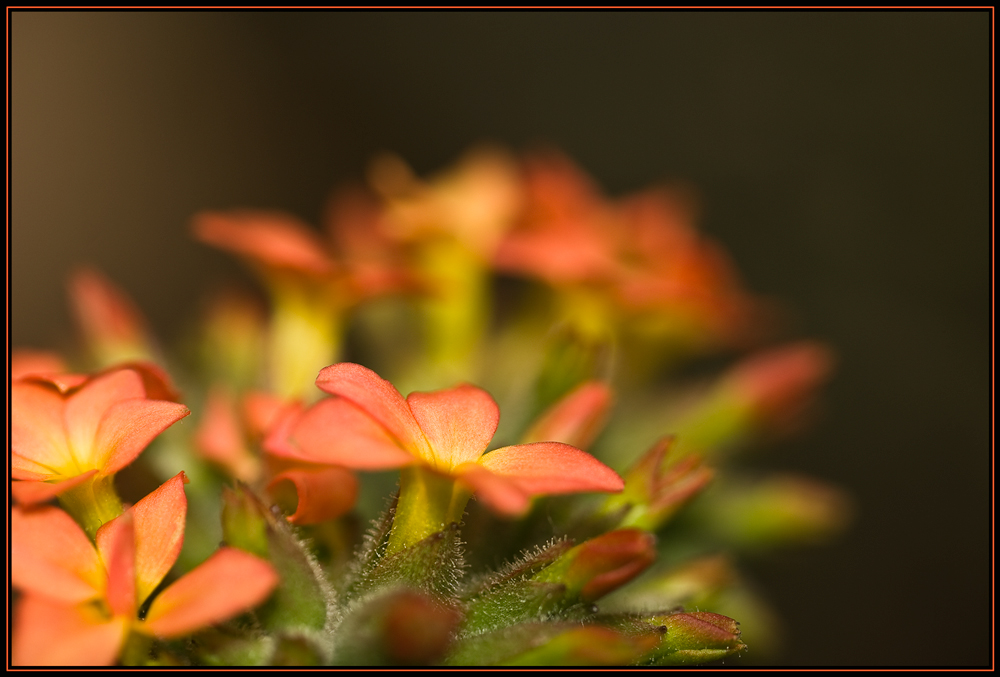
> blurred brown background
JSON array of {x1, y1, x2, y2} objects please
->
[{"x1": 10, "y1": 11, "x2": 990, "y2": 666}]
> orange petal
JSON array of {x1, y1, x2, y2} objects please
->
[
  {"x1": 68, "y1": 267, "x2": 152, "y2": 358},
  {"x1": 407, "y1": 384, "x2": 499, "y2": 470},
  {"x1": 477, "y1": 442, "x2": 624, "y2": 496},
  {"x1": 11, "y1": 380, "x2": 73, "y2": 472},
  {"x1": 110, "y1": 360, "x2": 182, "y2": 401},
  {"x1": 268, "y1": 466, "x2": 359, "y2": 524},
  {"x1": 10, "y1": 459, "x2": 55, "y2": 481},
  {"x1": 18, "y1": 372, "x2": 89, "y2": 393},
  {"x1": 13, "y1": 595, "x2": 128, "y2": 666},
  {"x1": 522, "y1": 380, "x2": 613, "y2": 449},
  {"x1": 94, "y1": 399, "x2": 191, "y2": 476},
  {"x1": 268, "y1": 397, "x2": 415, "y2": 470},
  {"x1": 195, "y1": 387, "x2": 260, "y2": 483},
  {"x1": 98, "y1": 472, "x2": 188, "y2": 607},
  {"x1": 64, "y1": 368, "x2": 146, "y2": 467},
  {"x1": 12, "y1": 505, "x2": 105, "y2": 602},
  {"x1": 243, "y1": 390, "x2": 288, "y2": 437},
  {"x1": 10, "y1": 469, "x2": 97, "y2": 505},
  {"x1": 11, "y1": 349, "x2": 67, "y2": 381},
  {"x1": 454, "y1": 463, "x2": 532, "y2": 516},
  {"x1": 193, "y1": 210, "x2": 334, "y2": 276},
  {"x1": 142, "y1": 547, "x2": 278, "y2": 639},
  {"x1": 102, "y1": 512, "x2": 137, "y2": 617},
  {"x1": 315, "y1": 363, "x2": 431, "y2": 458}
]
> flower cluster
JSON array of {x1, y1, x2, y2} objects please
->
[{"x1": 11, "y1": 147, "x2": 849, "y2": 666}]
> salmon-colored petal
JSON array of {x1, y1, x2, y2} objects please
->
[
  {"x1": 193, "y1": 210, "x2": 334, "y2": 276},
  {"x1": 315, "y1": 362, "x2": 431, "y2": 458},
  {"x1": 94, "y1": 399, "x2": 191, "y2": 475},
  {"x1": 98, "y1": 472, "x2": 188, "y2": 607},
  {"x1": 477, "y1": 442, "x2": 624, "y2": 496},
  {"x1": 13, "y1": 595, "x2": 128, "y2": 666},
  {"x1": 102, "y1": 512, "x2": 136, "y2": 618},
  {"x1": 268, "y1": 466, "x2": 359, "y2": 524},
  {"x1": 142, "y1": 547, "x2": 279, "y2": 639},
  {"x1": 11, "y1": 381, "x2": 73, "y2": 472},
  {"x1": 12, "y1": 505, "x2": 105, "y2": 602},
  {"x1": 11, "y1": 452, "x2": 61, "y2": 480},
  {"x1": 407, "y1": 384, "x2": 499, "y2": 470},
  {"x1": 19, "y1": 372, "x2": 89, "y2": 393},
  {"x1": 68, "y1": 267, "x2": 152, "y2": 359},
  {"x1": 10, "y1": 470, "x2": 97, "y2": 505},
  {"x1": 195, "y1": 387, "x2": 260, "y2": 483},
  {"x1": 493, "y1": 226, "x2": 618, "y2": 285},
  {"x1": 110, "y1": 360, "x2": 182, "y2": 402},
  {"x1": 64, "y1": 369, "x2": 146, "y2": 466},
  {"x1": 11, "y1": 349, "x2": 67, "y2": 381},
  {"x1": 243, "y1": 390, "x2": 288, "y2": 437},
  {"x1": 455, "y1": 463, "x2": 532, "y2": 516},
  {"x1": 267, "y1": 397, "x2": 415, "y2": 470},
  {"x1": 522, "y1": 380, "x2": 613, "y2": 449}
]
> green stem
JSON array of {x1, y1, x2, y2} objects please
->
[
  {"x1": 387, "y1": 466, "x2": 471, "y2": 556},
  {"x1": 58, "y1": 474, "x2": 124, "y2": 540},
  {"x1": 268, "y1": 279, "x2": 343, "y2": 402}
]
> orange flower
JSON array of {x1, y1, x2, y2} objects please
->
[
  {"x1": 11, "y1": 473, "x2": 278, "y2": 666},
  {"x1": 494, "y1": 152, "x2": 762, "y2": 348},
  {"x1": 11, "y1": 366, "x2": 189, "y2": 506},
  {"x1": 266, "y1": 363, "x2": 623, "y2": 519},
  {"x1": 68, "y1": 267, "x2": 159, "y2": 367},
  {"x1": 193, "y1": 204, "x2": 420, "y2": 400},
  {"x1": 368, "y1": 146, "x2": 523, "y2": 259}
]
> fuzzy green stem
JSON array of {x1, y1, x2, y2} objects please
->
[
  {"x1": 387, "y1": 466, "x2": 471, "y2": 556},
  {"x1": 58, "y1": 474, "x2": 124, "y2": 540}
]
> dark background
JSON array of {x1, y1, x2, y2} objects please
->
[{"x1": 10, "y1": 11, "x2": 991, "y2": 666}]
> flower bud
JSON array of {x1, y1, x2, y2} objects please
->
[
  {"x1": 600, "y1": 437, "x2": 714, "y2": 532},
  {"x1": 535, "y1": 529, "x2": 657, "y2": 603},
  {"x1": 68, "y1": 267, "x2": 157, "y2": 367},
  {"x1": 704, "y1": 473, "x2": 853, "y2": 548},
  {"x1": 641, "y1": 611, "x2": 745, "y2": 665},
  {"x1": 334, "y1": 589, "x2": 461, "y2": 666}
]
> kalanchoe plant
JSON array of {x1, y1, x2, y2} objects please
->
[{"x1": 10, "y1": 147, "x2": 850, "y2": 666}]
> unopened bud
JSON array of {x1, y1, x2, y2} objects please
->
[{"x1": 536, "y1": 528, "x2": 657, "y2": 603}]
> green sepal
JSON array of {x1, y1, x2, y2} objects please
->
[
  {"x1": 604, "y1": 610, "x2": 746, "y2": 666},
  {"x1": 445, "y1": 621, "x2": 656, "y2": 667},
  {"x1": 220, "y1": 484, "x2": 334, "y2": 635},
  {"x1": 458, "y1": 538, "x2": 574, "y2": 634},
  {"x1": 345, "y1": 518, "x2": 465, "y2": 603}
]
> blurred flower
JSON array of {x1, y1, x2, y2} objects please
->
[
  {"x1": 369, "y1": 146, "x2": 523, "y2": 259},
  {"x1": 701, "y1": 473, "x2": 853, "y2": 548},
  {"x1": 521, "y1": 380, "x2": 613, "y2": 449},
  {"x1": 193, "y1": 386, "x2": 262, "y2": 484},
  {"x1": 68, "y1": 267, "x2": 159, "y2": 367},
  {"x1": 193, "y1": 205, "x2": 419, "y2": 400},
  {"x1": 720, "y1": 340, "x2": 835, "y2": 436},
  {"x1": 494, "y1": 152, "x2": 763, "y2": 351},
  {"x1": 11, "y1": 473, "x2": 278, "y2": 666}
]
